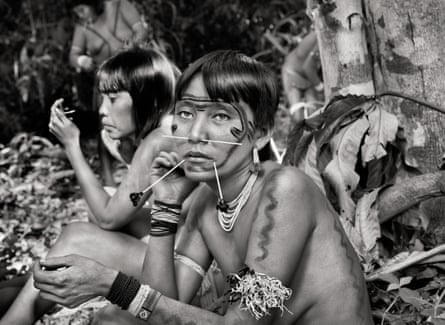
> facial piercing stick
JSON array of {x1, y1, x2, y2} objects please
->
[
  {"x1": 63, "y1": 110, "x2": 76, "y2": 116},
  {"x1": 213, "y1": 161, "x2": 228, "y2": 211},
  {"x1": 162, "y1": 135, "x2": 242, "y2": 146},
  {"x1": 129, "y1": 159, "x2": 185, "y2": 206}
]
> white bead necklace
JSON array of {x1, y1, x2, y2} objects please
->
[{"x1": 213, "y1": 166, "x2": 258, "y2": 232}]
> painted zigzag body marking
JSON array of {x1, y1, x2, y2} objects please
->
[{"x1": 255, "y1": 169, "x2": 280, "y2": 262}]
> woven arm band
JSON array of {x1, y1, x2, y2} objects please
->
[{"x1": 106, "y1": 272, "x2": 162, "y2": 321}]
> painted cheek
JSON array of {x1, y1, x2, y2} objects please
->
[{"x1": 171, "y1": 124, "x2": 178, "y2": 133}]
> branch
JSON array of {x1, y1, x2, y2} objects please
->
[
  {"x1": 366, "y1": 244, "x2": 445, "y2": 281},
  {"x1": 377, "y1": 91, "x2": 445, "y2": 115},
  {"x1": 377, "y1": 171, "x2": 445, "y2": 223}
]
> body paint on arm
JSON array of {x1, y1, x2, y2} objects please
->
[{"x1": 254, "y1": 169, "x2": 281, "y2": 262}]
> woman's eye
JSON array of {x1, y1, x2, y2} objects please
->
[
  {"x1": 214, "y1": 113, "x2": 230, "y2": 121},
  {"x1": 178, "y1": 111, "x2": 193, "y2": 119},
  {"x1": 108, "y1": 95, "x2": 117, "y2": 103}
]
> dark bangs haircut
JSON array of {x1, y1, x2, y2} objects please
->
[
  {"x1": 97, "y1": 47, "x2": 179, "y2": 141},
  {"x1": 176, "y1": 50, "x2": 279, "y2": 132},
  {"x1": 71, "y1": 0, "x2": 104, "y2": 15}
]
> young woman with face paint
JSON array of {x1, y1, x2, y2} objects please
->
[{"x1": 28, "y1": 50, "x2": 374, "y2": 325}]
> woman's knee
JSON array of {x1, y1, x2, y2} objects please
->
[{"x1": 49, "y1": 222, "x2": 101, "y2": 257}]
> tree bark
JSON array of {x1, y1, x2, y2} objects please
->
[
  {"x1": 309, "y1": 0, "x2": 374, "y2": 99},
  {"x1": 364, "y1": 0, "x2": 445, "y2": 225},
  {"x1": 365, "y1": 0, "x2": 445, "y2": 173},
  {"x1": 377, "y1": 171, "x2": 445, "y2": 223}
]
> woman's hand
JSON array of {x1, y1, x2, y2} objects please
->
[
  {"x1": 49, "y1": 98, "x2": 80, "y2": 149},
  {"x1": 33, "y1": 254, "x2": 118, "y2": 308},
  {"x1": 150, "y1": 151, "x2": 197, "y2": 205}
]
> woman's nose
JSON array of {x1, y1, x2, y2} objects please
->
[
  {"x1": 98, "y1": 98, "x2": 109, "y2": 116},
  {"x1": 188, "y1": 114, "x2": 207, "y2": 143}
]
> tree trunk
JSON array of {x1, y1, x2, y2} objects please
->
[
  {"x1": 364, "y1": 0, "x2": 445, "y2": 229},
  {"x1": 309, "y1": 0, "x2": 374, "y2": 99},
  {"x1": 365, "y1": 0, "x2": 445, "y2": 173}
]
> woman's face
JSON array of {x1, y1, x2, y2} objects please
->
[
  {"x1": 73, "y1": 5, "x2": 96, "y2": 24},
  {"x1": 172, "y1": 74, "x2": 257, "y2": 181},
  {"x1": 99, "y1": 91, "x2": 136, "y2": 140}
]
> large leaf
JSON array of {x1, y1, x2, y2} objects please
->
[
  {"x1": 361, "y1": 103, "x2": 399, "y2": 164},
  {"x1": 355, "y1": 188, "x2": 381, "y2": 260},
  {"x1": 322, "y1": 116, "x2": 370, "y2": 223},
  {"x1": 297, "y1": 137, "x2": 326, "y2": 194},
  {"x1": 283, "y1": 124, "x2": 314, "y2": 167}
]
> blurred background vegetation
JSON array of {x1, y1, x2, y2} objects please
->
[{"x1": 0, "y1": 0, "x2": 307, "y2": 143}]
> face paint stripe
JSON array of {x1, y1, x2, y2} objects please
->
[{"x1": 230, "y1": 127, "x2": 243, "y2": 139}]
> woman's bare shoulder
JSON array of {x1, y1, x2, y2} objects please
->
[{"x1": 263, "y1": 163, "x2": 316, "y2": 191}]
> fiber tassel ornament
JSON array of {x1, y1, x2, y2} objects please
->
[{"x1": 227, "y1": 266, "x2": 293, "y2": 320}]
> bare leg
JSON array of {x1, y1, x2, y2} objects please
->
[
  {"x1": 0, "y1": 222, "x2": 147, "y2": 325},
  {"x1": 0, "y1": 275, "x2": 29, "y2": 317},
  {"x1": 92, "y1": 304, "x2": 145, "y2": 325}
]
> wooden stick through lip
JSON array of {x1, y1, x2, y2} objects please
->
[
  {"x1": 163, "y1": 135, "x2": 242, "y2": 146},
  {"x1": 129, "y1": 159, "x2": 186, "y2": 206}
]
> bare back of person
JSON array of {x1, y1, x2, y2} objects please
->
[{"x1": 182, "y1": 161, "x2": 374, "y2": 325}]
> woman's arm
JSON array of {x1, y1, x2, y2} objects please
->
[
  {"x1": 50, "y1": 104, "x2": 172, "y2": 229},
  {"x1": 69, "y1": 26, "x2": 94, "y2": 72},
  {"x1": 81, "y1": 127, "x2": 173, "y2": 229},
  {"x1": 120, "y1": 0, "x2": 149, "y2": 43},
  {"x1": 140, "y1": 151, "x2": 206, "y2": 301}
]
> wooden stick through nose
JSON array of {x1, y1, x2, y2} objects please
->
[{"x1": 163, "y1": 135, "x2": 242, "y2": 146}]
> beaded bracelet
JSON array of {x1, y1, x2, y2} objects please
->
[{"x1": 149, "y1": 200, "x2": 182, "y2": 236}]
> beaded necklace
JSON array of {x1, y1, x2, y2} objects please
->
[{"x1": 215, "y1": 172, "x2": 258, "y2": 232}]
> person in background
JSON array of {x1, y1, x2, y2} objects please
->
[
  {"x1": 281, "y1": 30, "x2": 324, "y2": 123},
  {"x1": 69, "y1": 0, "x2": 150, "y2": 185}
]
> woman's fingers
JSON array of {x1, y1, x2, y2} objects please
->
[
  {"x1": 50, "y1": 98, "x2": 64, "y2": 111},
  {"x1": 158, "y1": 151, "x2": 178, "y2": 166}
]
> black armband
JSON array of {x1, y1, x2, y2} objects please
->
[{"x1": 106, "y1": 272, "x2": 141, "y2": 310}]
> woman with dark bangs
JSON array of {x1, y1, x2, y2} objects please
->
[{"x1": 0, "y1": 46, "x2": 180, "y2": 325}]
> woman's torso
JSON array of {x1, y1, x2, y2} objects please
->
[{"x1": 83, "y1": 0, "x2": 134, "y2": 63}]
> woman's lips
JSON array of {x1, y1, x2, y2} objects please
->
[
  {"x1": 102, "y1": 123, "x2": 118, "y2": 132},
  {"x1": 185, "y1": 151, "x2": 212, "y2": 163}
]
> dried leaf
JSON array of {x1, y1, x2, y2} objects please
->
[
  {"x1": 361, "y1": 103, "x2": 398, "y2": 163},
  {"x1": 323, "y1": 116, "x2": 370, "y2": 223},
  {"x1": 355, "y1": 189, "x2": 381, "y2": 259},
  {"x1": 296, "y1": 138, "x2": 326, "y2": 194},
  {"x1": 399, "y1": 287, "x2": 423, "y2": 310}
]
